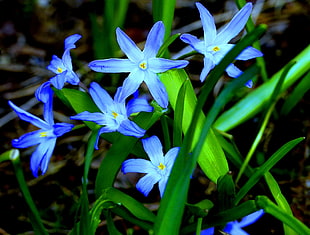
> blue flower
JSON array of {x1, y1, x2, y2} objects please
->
[
  {"x1": 122, "y1": 135, "x2": 180, "y2": 197},
  {"x1": 70, "y1": 82, "x2": 153, "y2": 149},
  {"x1": 36, "y1": 34, "x2": 82, "y2": 102},
  {"x1": 8, "y1": 89, "x2": 74, "y2": 177},
  {"x1": 180, "y1": 2, "x2": 263, "y2": 87},
  {"x1": 88, "y1": 21, "x2": 189, "y2": 108},
  {"x1": 201, "y1": 209, "x2": 264, "y2": 235}
]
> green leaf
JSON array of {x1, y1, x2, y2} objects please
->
[
  {"x1": 214, "y1": 45, "x2": 310, "y2": 132},
  {"x1": 157, "y1": 33, "x2": 181, "y2": 58},
  {"x1": 256, "y1": 196, "x2": 310, "y2": 235},
  {"x1": 234, "y1": 137, "x2": 305, "y2": 205},
  {"x1": 186, "y1": 199, "x2": 214, "y2": 218}
]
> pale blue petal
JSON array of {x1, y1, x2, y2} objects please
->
[
  {"x1": 148, "y1": 57, "x2": 189, "y2": 73},
  {"x1": 122, "y1": 159, "x2": 156, "y2": 174},
  {"x1": 238, "y1": 209, "x2": 264, "y2": 227},
  {"x1": 236, "y1": 46, "x2": 263, "y2": 60},
  {"x1": 42, "y1": 90, "x2": 54, "y2": 125},
  {"x1": 62, "y1": 49, "x2": 73, "y2": 70},
  {"x1": 142, "y1": 136, "x2": 164, "y2": 166},
  {"x1": 209, "y1": 44, "x2": 234, "y2": 64},
  {"x1": 47, "y1": 55, "x2": 65, "y2": 74},
  {"x1": 70, "y1": 111, "x2": 107, "y2": 125},
  {"x1": 216, "y1": 3, "x2": 252, "y2": 44},
  {"x1": 143, "y1": 21, "x2": 164, "y2": 58},
  {"x1": 196, "y1": 2, "x2": 216, "y2": 45},
  {"x1": 35, "y1": 81, "x2": 52, "y2": 104},
  {"x1": 200, "y1": 53, "x2": 215, "y2": 82},
  {"x1": 50, "y1": 72, "x2": 67, "y2": 89},
  {"x1": 126, "y1": 97, "x2": 153, "y2": 116},
  {"x1": 8, "y1": 101, "x2": 50, "y2": 129},
  {"x1": 136, "y1": 173, "x2": 161, "y2": 196},
  {"x1": 65, "y1": 70, "x2": 80, "y2": 85},
  {"x1": 158, "y1": 176, "x2": 168, "y2": 197},
  {"x1": 226, "y1": 63, "x2": 243, "y2": 78},
  {"x1": 11, "y1": 130, "x2": 44, "y2": 149},
  {"x1": 180, "y1": 34, "x2": 205, "y2": 54},
  {"x1": 94, "y1": 126, "x2": 117, "y2": 149},
  {"x1": 116, "y1": 27, "x2": 144, "y2": 62},
  {"x1": 88, "y1": 59, "x2": 136, "y2": 73},
  {"x1": 89, "y1": 82, "x2": 114, "y2": 113},
  {"x1": 118, "y1": 69, "x2": 144, "y2": 102},
  {"x1": 64, "y1": 34, "x2": 82, "y2": 50},
  {"x1": 30, "y1": 138, "x2": 56, "y2": 177},
  {"x1": 144, "y1": 71, "x2": 168, "y2": 108},
  {"x1": 118, "y1": 119, "x2": 146, "y2": 138},
  {"x1": 165, "y1": 147, "x2": 180, "y2": 169},
  {"x1": 53, "y1": 123, "x2": 74, "y2": 137}
]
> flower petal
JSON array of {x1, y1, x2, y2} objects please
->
[
  {"x1": 226, "y1": 63, "x2": 243, "y2": 78},
  {"x1": 30, "y1": 138, "x2": 56, "y2": 177},
  {"x1": 116, "y1": 27, "x2": 144, "y2": 62},
  {"x1": 201, "y1": 227, "x2": 215, "y2": 235},
  {"x1": 143, "y1": 21, "x2": 165, "y2": 58},
  {"x1": 71, "y1": 111, "x2": 107, "y2": 125},
  {"x1": 12, "y1": 130, "x2": 44, "y2": 148},
  {"x1": 89, "y1": 82, "x2": 114, "y2": 113},
  {"x1": 136, "y1": 173, "x2": 161, "y2": 196},
  {"x1": 122, "y1": 158, "x2": 156, "y2": 174},
  {"x1": 118, "y1": 119, "x2": 146, "y2": 138},
  {"x1": 53, "y1": 123, "x2": 74, "y2": 137},
  {"x1": 35, "y1": 81, "x2": 52, "y2": 104},
  {"x1": 196, "y1": 2, "x2": 216, "y2": 45},
  {"x1": 180, "y1": 34, "x2": 205, "y2": 54},
  {"x1": 8, "y1": 101, "x2": 50, "y2": 129},
  {"x1": 64, "y1": 34, "x2": 82, "y2": 50},
  {"x1": 142, "y1": 136, "x2": 164, "y2": 166},
  {"x1": 236, "y1": 46, "x2": 263, "y2": 60},
  {"x1": 62, "y1": 49, "x2": 73, "y2": 70},
  {"x1": 144, "y1": 71, "x2": 168, "y2": 108},
  {"x1": 200, "y1": 53, "x2": 215, "y2": 82},
  {"x1": 88, "y1": 59, "x2": 136, "y2": 73},
  {"x1": 148, "y1": 57, "x2": 189, "y2": 73},
  {"x1": 164, "y1": 147, "x2": 180, "y2": 169},
  {"x1": 50, "y1": 72, "x2": 67, "y2": 90},
  {"x1": 209, "y1": 44, "x2": 234, "y2": 64},
  {"x1": 158, "y1": 177, "x2": 169, "y2": 197},
  {"x1": 47, "y1": 55, "x2": 65, "y2": 74},
  {"x1": 238, "y1": 209, "x2": 264, "y2": 227},
  {"x1": 216, "y1": 3, "x2": 252, "y2": 44},
  {"x1": 223, "y1": 221, "x2": 249, "y2": 235},
  {"x1": 118, "y1": 69, "x2": 145, "y2": 102},
  {"x1": 126, "y1": 97, "x2": 153, "y2": 116}
]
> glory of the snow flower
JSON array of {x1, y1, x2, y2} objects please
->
[
  {"x1": 201, "y1": 209, "x2": 264, "y2": 235},
  {"x1": 36, "y1": 34, "x2": 82, "y2": 102},
  {"x1": 8, "y1": 89, "x2": 74, "y2": 177},
  {"x1": 122, "y1": 135, "x2": 180, "y2": 197},
  {"x1": 70, "y1": 82, "x2": 153, "y2": 149},
  {"x1": 88, "y1": 21, "x2": 189, "y2": 108},
  {"x1": 180, "y1": 2, "x2": 263, "y2": 87}
]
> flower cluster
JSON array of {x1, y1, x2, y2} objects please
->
[{"x1": 9, "y1": 2, "x2": 263, "y2": 200}]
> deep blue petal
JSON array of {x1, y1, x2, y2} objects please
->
[
  {"x1": 136, "y1": 173, "x2": 161, "y2": 196},
  {"x1": 53, "y1": 123, "x2": 74, "y2": 137},
  {"x1": 50, "y1": 72, "x2": 67, "y2": 90},
  {"x1": 12, "y1": 130, "x2": 44, "y2": 149},
  {"x1": 70, "y1": 111, "x2": 107, "y2": 125},
  {"x1": 35, "y1": 81, "x2": 53, "y2": 104}
]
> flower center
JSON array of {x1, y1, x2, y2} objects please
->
[
  {"x1": 40, "y1": 131, "x2": 48, "y2": 137},
  {"x1": 157, "y1": 162, "x2": 166, "y2": 170},
  {"x1": 139, "y1": 61, "x2": 148, "y2": 70},
  {"x1": 57, "y1": 67, "x2": 64, "y2": 73},
  {"x1": 112, "y1": 111, "x2": 118, "y2": 119},
  {"x1": 212, "y1": 46, "x2": 220, "y2": 52}
]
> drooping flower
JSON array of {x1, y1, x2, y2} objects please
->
[
  {"x1": 201, "y1": 209, "x2": 264, "y2": 235},
  {"x1": 122, "y1": 135, "x2": 180, "y2": 197},
  {"x1": 70, "y1": 82, "x2": 153, "y2": 149},
  {"x1": 8, "y1": 89, "x2": 74, "y2": 177},
  {"x1": 180, "y1": 2, "x2": 263, "y2": 87},
  {"x1": 36, "y1": 34, "x2": 82, "y2": 102},
  {"x1": 88, "y1": 21, "x2": 189, "y2": 108}
]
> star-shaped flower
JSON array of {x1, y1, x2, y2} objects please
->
[
  {"x1": 8, "y1": 89, "x2": 74, "y2": 177},
  {"x1": 122, "y1": 135, "x2": 180, "y2": 197},
  {"x1": 201, "y1": 209, "x2": 264, "y2": 235},
  {"x1": 180, "y1": 2, "x2": 263, "y2": 87},
  {"x1": 70, "y1": 82, "x2": 153, "y2": 149},
  {"x1": 88, "y1": 21, "x2": 189, "y2": 108},
  {"x1": 36, "y1": 34, "x2": 82, "y2": 102}
]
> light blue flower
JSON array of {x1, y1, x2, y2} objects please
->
[
  {"x1": 88, "y1": 21, "x2": 189, "y2": 108},
  {"x1": 122, "y1": 135, "x2": 180, "y2": 197},
  {"x1": 201, "y1": 209, "x2": 264, "y2": 235},
  {"x1": 8, "y1": 89, "x2": 74, "y2": 177},
  {"x1": 180, "y1": 2, "x2": 263, "y2": 87},
  {"x1": 36, "y1": 34, "x2": 82, "y2": 102},
  {"x1": 70, "y1": 82, "x2": 153, "y2": 149}
]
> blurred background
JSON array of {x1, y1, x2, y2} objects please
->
[{"x1": 0, "y1": 0, "x2": 309, "y2": 234}]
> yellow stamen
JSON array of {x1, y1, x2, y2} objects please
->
[
  {"x1": 40, "y1": 132, "x2": 48, "y2": 137},
  {"x1": 158, "y1": 163, "x2": 166, "y2": 170},
  {"x1": 112, "y1": 111, "x2": 118, "y2": 119},
  {"x1": 57, "y1": 67, "x2": 63, "y2": 73},
  {"x1": 212, "y1": 46, "x2": 220, "y2": 52},
  {"x1": 139, "y1": 62, "x2": 147, "y2": 70}
]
